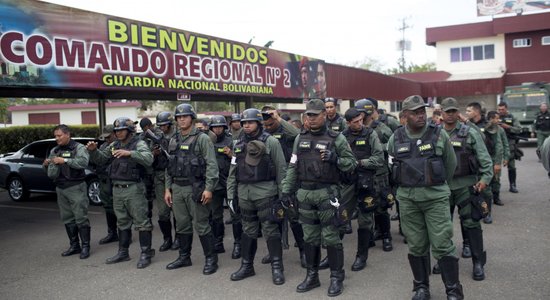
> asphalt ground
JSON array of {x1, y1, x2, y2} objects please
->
[{"x1": 0, "y1": 143, "x2": 549, "y2": 300}]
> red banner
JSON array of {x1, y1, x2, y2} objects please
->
[{"x1": 0, "y1": 0, "x2": 327, "y2": 99}]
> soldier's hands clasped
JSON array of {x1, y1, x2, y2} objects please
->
[{"x1": 280, "y1": 193, "x2": 293, "y2": 209}]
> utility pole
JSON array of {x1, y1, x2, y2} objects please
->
[{"x1": 397, "y1": 18, "x2": 411, "y2": 73}]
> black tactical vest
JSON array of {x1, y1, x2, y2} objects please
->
[
  {"x1": 342, "y1": 127, "x2": 375, "y2": 186},
  {"x1": 327, "y1": 114, "x2": 345, "y2": 132},
  {"x1": 343, "y1": 127, "x2": 373, "y2": 162},
  {"x1": 108, "y1": 137, "x2": 145, "y2": 182},
  {"x1": 449, "y1": 125, "x2": 477, "y2": 177},
  {"x1": 214, "y1": 132, "x2": 233, "y2": 188},
  {"x1": 392, "y1": 124, "x2": 446, "y2": 187},
  {"x1": 167, "y1": 132, "x2": 206, "y2": 181},
  {"x1": 270, "y1": 125, "x2": 294, "y2": 163},
  {"x1": 296, "y1": 129, "x2": 340, "y2": 184},
  {"x1": 234, "y1": 131, "x2": 276, "y2": 183},
  {"x1": 52, "y1": 140, "x2": 86, "y2": 184},
  {"x1": 535, "y1": 111, "x2": 550, "y2": 131}
]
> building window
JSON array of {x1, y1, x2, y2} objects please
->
[
  {"x1": 390, "y1": 101, "x2": 402, "y2": 113},
  {"x1": 542, "y1": 36, "x2": 550, "y2": 45},
  {"x1": 484, "y1": 44, "x2": 494, "y2": 59},
  {"x1": 450, "y1": 48, "x2": 460, "y2": 62},
  {"x1": 450, "y1": 44, "x2": 494, "y2": 63},
  {"x1": 513, "y1": 38, "x2": 531, "y2": 48}
]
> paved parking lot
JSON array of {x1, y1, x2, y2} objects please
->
[{"x1": 0, "y1": 145, "x2": 549, "y2": 299}]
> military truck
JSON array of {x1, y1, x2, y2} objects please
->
[{"x1": 502, "y1": 82, "x2": 550, "y2": 138}]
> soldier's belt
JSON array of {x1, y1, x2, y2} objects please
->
[{"x1": 172, "y1": 177, "x2": 191, "y2": 186}]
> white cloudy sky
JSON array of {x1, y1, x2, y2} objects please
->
[{"x1": 42, "y1": 0, "x2": 496, "y2": 69}]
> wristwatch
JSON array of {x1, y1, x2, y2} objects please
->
[{"x1": 64, "y1": 158, "x2": 68, "y2": 163}]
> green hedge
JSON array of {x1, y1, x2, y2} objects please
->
[{"x1": 0, "y1": 125, "x2": 100, "y2": 154}]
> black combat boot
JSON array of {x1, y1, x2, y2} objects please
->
[
  {"x1": 493, "y1": 191, "x2": 504, "y2": 206},
  {"x1": 351, "y1": 228, "x2": 372, "y2": 271},
  {"x1": 78, "y1": 225, "x2": 91, "y2": 259},
  {"x1": 106, "y1": 229, "x2": 131, "y2": 264},
  {"x1": 290, "y1": 222, "x2": 306, "y2": 268},
  {"x1": 61, "y1": 222, "x2": 81, "y2": 257},
  {"x1": 230, "y1": 234, "x2": 257, "y2": 281},
  {"x1": 508, "y1": 169, "x2": 518, "y2": 193},
  {"x1": 438, "y1": 256, "x2": 464, "y2": 300},
  {"x1": 266, "y1": 237, "x2": 285, "y2": 285},
  {"x1": 379, "y1": 214, "x2": 393, "y2": 252},
  {"x1": 318, "y1": 254, "x2": 329, "y2": 270},
  {"x1": 408, "y1": 254, "x2": 431, "y2": 300},
  {"x1": 231, "y1": 222, "x2": 242, "y2": 259},
  {"x1": 461, "y1": 225, "x2": 471, "y2": 258},
  {"x1": 213, "y1": 220, "x2": 225, "y2": 254},
  {"x1": 136, "y1": 231, "x2": 155, "y2": 269},
  {"x1": 327, "y1": 245, "x2": 345, "y2": 297},
  {"x1": 158, "y1": 220, "x2": 173, "y2": 252},
  {"x1": 171, "y1": 218, "x2": 180, "y2": 250},
  {"x1": 99, "y1": 212, "x2": 118, "y2": 244},
  {"x1": 296, "y1": 243, "x2": 321, "y2": 293},
  {"x1": 468, "y1": 228, "x2": 486, "y2": 281},
  {"x1": 199, "y1": 233, "x2": 219, "y2": 275},
  {"x1": 166, "y1": 233, "x2": 193, "y2": 269}
]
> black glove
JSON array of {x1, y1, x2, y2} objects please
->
[
  {"x1": 321, "y1": 149, "x2": 338, "y2": 164},
  {"x1": 280, "y1": 193, "x2": 293, "y2": 209}
]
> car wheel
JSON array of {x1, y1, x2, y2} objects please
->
[
  {"x1": 87, "y1": 178, "x2": 102, "y2": 206},
  {"x1": 7, "y1": 176, "x2": 29, "y2": 202}
]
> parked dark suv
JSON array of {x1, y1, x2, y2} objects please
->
[{"x1": 0, "y1": 138, "x2": 103, "y2": 205}]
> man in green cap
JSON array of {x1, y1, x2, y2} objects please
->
[
  {"x1": 45, "y1": 124, "x2": 91, "y2": 259},
  {"x1": 86, "y1": 117, "x2": 155, "y2": 269},
  {"x1": 435, "y1": 97, "x2": 493, "y2": 282},
  {"x1": 96, "y1": 124, "x2": 118, "y2": 245},
  {"x1": 387, "y1": 95, "x2": 462, "y2": 299},
  {"x1": 282, "y1": 99, "x2": 357, "y2": 297},
  {"x1": 227, "y1": 108, "x2": 287, "y2": 285},
  {"x1": 340, "y1": 107, "x2": 385, "y2": 272},
  {"x1": 163, "y1": 103, "x2": 219, "y2": 275},
  {"x1": 355, "y1": 98, "x2": 395, "y2": 252}
]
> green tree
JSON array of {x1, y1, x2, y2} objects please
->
[
  {"x1": 385, "y1": 62, "x2": 436, "y2": 75},
  {"x1": 0, "y1": 98, "x2": 9, "y2": 125}
]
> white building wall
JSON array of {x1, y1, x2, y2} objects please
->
[
  {"x1": 436, "y1": 34, "x2": 506, "y2": 77},
  {"x1": 10, "y1": 107, "x2": 139, "y2": 126}
]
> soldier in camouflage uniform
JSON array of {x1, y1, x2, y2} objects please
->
[
  {"x1": 87, "y1": 117, "x2": 155, "y2": 269},
  {"x1": 282, "y1": 99, "x2": 357, "y2": 297},
  {"x1": 164, "y1": 104, "x2": 219, "y2": 275},
  {"x1": 341, "y1": 108, "x2": 385, "y2": 272}
]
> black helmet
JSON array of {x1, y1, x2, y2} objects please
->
[
  {"x1": 240, "y1": 108, "x2": 263, "y2": 124},
  {"x1": 209, "y1": 115, "x2": 228, "y2": 128},
  {"x1": 113, "y1": 117, "x2": 136, "y2": 132},
  {"x1": 230, "y1": 113, "x2": 241, "y2": 122},
  {"x1": 324, "y1": 97, "x2": 337, "y2": 104},
  {"x1": 355, "y1": 99, "x2": 375, "y2": 115},
  {"x1": 174, "y1": 103, "x2": 197, "y2": 119},
  {"x1": 156, "y1": 111, "x2": 173, "y2": 126}
]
